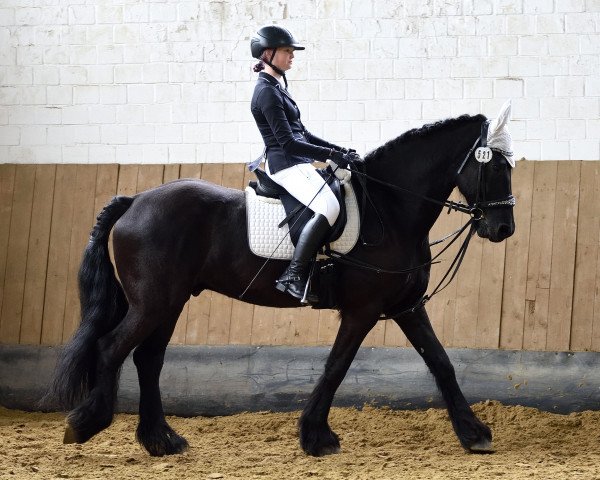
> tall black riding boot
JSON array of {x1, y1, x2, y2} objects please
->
[{"x1": 276, "y1": 213, "x2": 331, "y2": 303}]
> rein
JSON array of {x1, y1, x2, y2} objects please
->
[{"x1": 325, "y1": 121, "x2": 516, "y2": 319}]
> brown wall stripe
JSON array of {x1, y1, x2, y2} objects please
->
[{"x1": 0, "y1": 161, "x2": 599, "y2": 352}]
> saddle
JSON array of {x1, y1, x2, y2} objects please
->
[
  {"x1": 250, "y1": 166, "x2": 347, "y2": 246},
  {"x1": 245, "y1": 165, "x2": 360, "y2": 309},
  {"x1": 244, "y1": 166, "x2": 360, "y2": 307}
]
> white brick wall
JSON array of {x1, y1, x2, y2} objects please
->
[{"x1": 0, "y1": 0, "x2": 598, "y2": 163}]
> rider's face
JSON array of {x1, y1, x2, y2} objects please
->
[{"x1": 265, "y1": 47, "x2": 295, "y2": 72}]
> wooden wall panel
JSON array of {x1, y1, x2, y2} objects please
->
[
  {"x1": 62, "y1": 165, "x2": 98, "y2": 342},
  {"x1": 41, "y1": 165, "x2": 77, "y2": 345},
  {"x1": 316, "y1": 309, "x2": 340, "y2": 345},
  {"x1": 571, "y1": 162, "x2": 599, "y2": 350},
  {"x1": 1, "y1": 161, "x2": 600, "y2": 354},
  {"x1": 228, "y1": 299, "x2": 254, "y2": 345},
  {"x1": 453, "y1": 237, "x2": 484, "y2": 348},
  {"x1": 593, "y1": 247, "x2": 600, "y2": 352},
  {"x1": 546, "y1": 162, "x2": 580, "y2": 351},
  {"x1": 223, "y1": 164, "x2": 257, "y2": 346},
  {"x1": 500, "y1": 161, "x2": 534, "y2": 350},
  {"x1": 476, "y1": 241, "x2": 506, "y2": 349},
  {"x1": 523, "y1": 161, "x2": 558, "y2": 351},
  {"x1": 0, "y1": 165, "x2": 35, "y2": 344},
  {"x1": 251, "y1": 306, "x2": 276, "y2": 345},
  {"x1": 428, "y1": 190, "x2": 464, "y2": 348},
  {"x1": 200, "y1": 163, "x2": 233, "y2": 346},
  {"x1": 19, "y1": 165, "x2": 56, "y2": 344},
  {"x1": 136, "y1": 164, "x2": 163, "y2": 193},
  {"x1": 0, "y1": 165, "x2": 16, "y2": 339}
]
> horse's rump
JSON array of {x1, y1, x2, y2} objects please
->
[{"x1": 111, "y1": 179, "x2": 300, "y2": 308}]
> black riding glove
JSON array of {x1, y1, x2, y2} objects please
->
[
  {"x1": 330, "y1": 150, "x2": 355, "y2": 169},
  {"x1": 339, "y1": 147, "x2": 356, "y2": 155}
]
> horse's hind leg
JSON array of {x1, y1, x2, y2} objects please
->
[
  {"x1": 64, "y1": 306, "x2": 158, "y2": 444},
  {"x1": 395, "y1": 307, "x2": 493, "y2": 453},
  {"x1": 133, "y1": 319, "x2": 188, "y2": 456},
  {"x1": 299, "y1": 309, "x2": 378, "y2": 456}
]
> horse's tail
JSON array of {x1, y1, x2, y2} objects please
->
[{"x1": 47, "y1": 195, "x2": 134, "y2": 410}]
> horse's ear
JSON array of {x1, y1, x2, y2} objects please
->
[
  {"x1": 488, "y1": 99, "x2": 515, "y2": 168},
  {"x1": 497, "y1": 100, "x2": 511, "y2": 128}
]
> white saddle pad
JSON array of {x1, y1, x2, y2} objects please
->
[{"x1": 245, "y1": 182, "x2": 360, "y2": 260}]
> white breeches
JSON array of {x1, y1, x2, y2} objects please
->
[{"x1": 266, "y1": 162, "x2": 340, "y2": 227}]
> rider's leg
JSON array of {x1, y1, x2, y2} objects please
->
[
  {"x1": 275, "y1": 212, "x2": 330, "y2": 300},
  {"x1": 267, "y1": 163, "x2": 340, "y2": 301}
]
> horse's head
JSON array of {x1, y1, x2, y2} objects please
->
[{"x1": 456, "y1": 101, "x2": 516, "y2": 243}]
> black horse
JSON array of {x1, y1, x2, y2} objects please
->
[{"x1": 49, "y1": 111, "x2": 515, "y2": 457}]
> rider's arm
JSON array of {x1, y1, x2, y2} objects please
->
[
  {"x1": 258, "y1": 87, "x2": 333, "y2": 161},
  {"x1": 302, "y1": 129, "x2": 343, "y2": 151}
]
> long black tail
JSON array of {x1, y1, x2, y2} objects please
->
[{"x1": 47, "y1": 195, "x2": 134, "y2": 410}]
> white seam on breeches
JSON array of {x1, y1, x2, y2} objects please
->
[{"x1": 266, "y1": 162, "x2": 340, "y2": 227}]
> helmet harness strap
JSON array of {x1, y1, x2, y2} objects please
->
[{"x1": 263, "y1": 48, "x2": 288, "y2": 89}]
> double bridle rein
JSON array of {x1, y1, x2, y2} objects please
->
[{"x1": 326, "y1": 119, "x2": 516, "y2": 319}]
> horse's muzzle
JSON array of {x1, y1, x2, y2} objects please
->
[{"x1": 476, "y1": 216, "x2": 515, "y2": 243}]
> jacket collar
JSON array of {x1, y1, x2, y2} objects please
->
[
  {"x1": 258, "y1": 72, "x2": 283, "y2": 88},
  {"x1": 257, "y1": 72, "x2": 296, "y2": 104}
]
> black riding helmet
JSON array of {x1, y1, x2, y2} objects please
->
[
  {"x1": 251, "y1": 25, "x2": 304, "y2": 88},
  {"x1": 250, "y1": 25, "x2": 305, "y2": 59}
]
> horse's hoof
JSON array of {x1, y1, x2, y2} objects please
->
[
  {"x1": 63, "y1": 424, "x2": 78, "y2": 444},
  {"x1": 468, "y1": 439, "x2": 494, "y2": 454},
  {"x1": 316, "y1": 444, "x2": 341, "y2": 456},
  {"x1": 137, "y1": 422, "x2": 189, "y2": 456},
  {"x1": 299, "y1": 420, "x2": 341, "y2": 457},
  {"x1": 145, "y1": 434, "x2": 189, "y2": 457}
]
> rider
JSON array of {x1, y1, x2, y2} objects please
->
[{"x1": 250, "y1": 25, "x2": 356, "y2": 302}]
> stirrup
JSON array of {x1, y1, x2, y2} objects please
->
[
  {"x1": 275, "y1": 277, "x2": 318, "y2": 304},
  {"x1": 301, "y1": 262, "x2": 319, "y2": 305},
  {"x1": 300, "y1": 278, "x2": 311, "y2": 305}
]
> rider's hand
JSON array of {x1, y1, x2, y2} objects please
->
[{"x1": 330, "y1": 150, "x2": 354, "y2": 169}]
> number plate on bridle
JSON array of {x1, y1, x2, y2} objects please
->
[{"x1": 475, "y1": 146, "x2": 492, "y2": 163}]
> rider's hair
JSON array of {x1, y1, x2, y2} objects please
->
[
  {"x1": 253, "y1": 60, "x2": 265, "y2": 72},
  {"x1": 253, "y1": 50, "x2": 271, "y2": 73}
]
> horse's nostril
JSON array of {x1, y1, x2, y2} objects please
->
[{"x1": 497, "y1": 224, "x2": 512, "y2": 239}]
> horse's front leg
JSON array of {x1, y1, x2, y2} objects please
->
[
  {"x1": 299, "y1": 309, "x2": 378, "y2": 456},
  {"x1": 395, "y1": 307, "x2": 493, "y2": 452}
]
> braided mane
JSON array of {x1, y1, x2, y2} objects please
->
[{"x1": 364, "y1": 114, "x2": 487, "y2": 163}]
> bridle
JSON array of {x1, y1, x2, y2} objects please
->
[
  {"x1": 456, "y1": 119, "x2": 516, "y2": 214},
  {"x1": 325, "y1": 119, "x2": 516, "y2": 318}
]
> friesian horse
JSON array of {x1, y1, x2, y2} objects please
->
[{"x1": 49, "y1": 107, "x2": 515, "y2": 457}]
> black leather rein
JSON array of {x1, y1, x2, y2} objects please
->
[{"x1": 324, "y1": 121, "x2": 516, "y2": 319}]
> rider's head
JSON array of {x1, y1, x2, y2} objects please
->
[{"x1": 250, "y1": 25, "x2": 305, "y2": 76}]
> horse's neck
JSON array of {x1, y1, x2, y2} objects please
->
[{"x1": 366, "y1": 122, "x2": 480, "y2": 239}]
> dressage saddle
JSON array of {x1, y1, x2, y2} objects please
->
[{"x1": 249, "y1": 166, "x2": 348, "y2": 248}]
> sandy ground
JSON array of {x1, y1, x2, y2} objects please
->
[{"x1": 2, "y1": 401, "x2": 600, "y2": 480}]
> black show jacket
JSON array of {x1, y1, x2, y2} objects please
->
[{"x1": 250, "y1": 72, "x2": 341, "y2": 174}]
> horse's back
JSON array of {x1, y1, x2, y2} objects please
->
[
  {"x1": 115, "y1": 178, "x2": 245, "y2": 230},
  {"x1": 112, "y1": 178, "x2": 248, "y2": 274}
]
